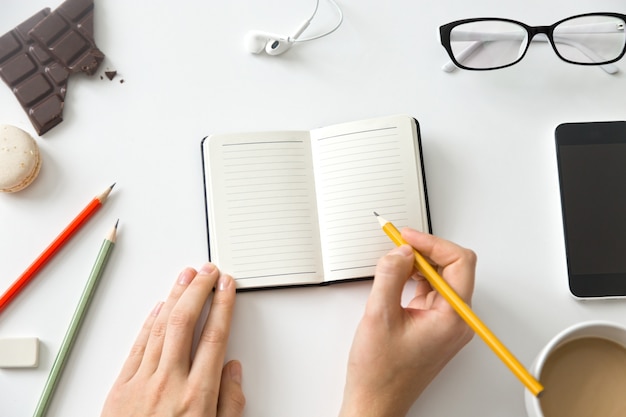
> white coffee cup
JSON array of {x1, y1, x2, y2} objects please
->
[{"x1": 524, "y1": 320, "x2": 626, "y2": 417}]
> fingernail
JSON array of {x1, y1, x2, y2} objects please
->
[
  {"x1": 178, "y1": 268, "x2": 194, "y2": 285},
  {"x1": 229, "y1": 360, "x2": 242, "y2": 384},
  {"x1": 218, "y1": 274, "x2": 232, "y2": 291},
  {"x1": 151, "y1": 301, "x2": 164, "y2": 317},
  {"x1": 389, "y1": 244, "x2": 413, "y2": 257},
  {"x1": 198, "y1": 263, "x2": 215, "y2": 275}
]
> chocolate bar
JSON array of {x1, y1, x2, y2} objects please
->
[
  {"x1": 0, "y1": 0, "x2": 104, "y2": 135},
  {"x1": 0, "y1": 9, "x2": 69, "y2": 135},
  {"x1": 29, "y1": 0, "x2": 104, "y2": 75}
]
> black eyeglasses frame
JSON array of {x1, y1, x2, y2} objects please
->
[{"x1": 439, "y1": 12, "x2": 626, "y2": 71}]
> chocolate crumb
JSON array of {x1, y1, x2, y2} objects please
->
[
  {"x1": 120, "y1": 79, "x2": 124, "y2": 84},
  {"x1": 105, "y1": 70, "x2": 117, "y2": 81}
]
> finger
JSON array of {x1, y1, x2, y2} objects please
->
[
  {"x1": 367, "y1": 244, "x2": 415, "y2": 318},
  {"x1": 116, "y1": 301, "x2": 163, "y2": 383},
  {"x1": 160, "y1": 263, "x2": 221, "y2": 373},
  {"x1": 217, "y1": 360, "x2": 246, "y2": 417},
  {"x1": 413, "y1": 275, "x2": 433, "y2": 298},
  {"x1": 401, "y1": 228, "x2": 476, "y2": 305},
  {"x1": 139, "y1": 267, "x2": 197, "y2": 374},
  {"x1": 408, "y1": 282, "x2": 439, "y2": 310},
  {"x1": 190, "y1": 272, "x2": 236, "y2": 385}
]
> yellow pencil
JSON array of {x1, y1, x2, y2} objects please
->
[{"x1": 374, "y1": 212, "x2": 544, "y2": 397}]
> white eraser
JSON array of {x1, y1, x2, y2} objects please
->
[{"x1": 0, "y1": 337, "x2": 39, "y2": 368}]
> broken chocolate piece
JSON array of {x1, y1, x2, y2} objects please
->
[
  {"x1": 0, "y1": 9, "x2": 68, "y2": 135},
  {"x1": 29, "y1": 0, "x2": 104, "y2": 76},
  {"x1": 0, "y1": 0, "x2": 106, "y2": 135},
  {"x1": 104, "y1": 70, "x2": 116, "y2": 80}
]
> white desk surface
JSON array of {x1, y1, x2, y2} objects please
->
[{"x1": 1, "y1": 0, "x2": 626, "y2": 416}]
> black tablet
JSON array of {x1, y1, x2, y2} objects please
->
[{"x1": 556, "y1": 121, "x2": 626, "y2": 298}]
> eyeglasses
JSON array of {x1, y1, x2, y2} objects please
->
[{"x1": 439, "y1": 13, "x2": 626, "y2": 74}]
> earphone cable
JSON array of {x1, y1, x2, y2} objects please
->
[{"x1": 291, "y1": 0, "x2": 344, "y2": 43}]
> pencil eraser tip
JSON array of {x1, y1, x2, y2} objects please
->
[{"x1": 0, "y1": 337, "x2": 39, "y2": 368}]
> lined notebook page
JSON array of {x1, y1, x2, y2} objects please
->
[
  {"x1": 310, "y1": 116, "x2": 427, "y2": 281},
  {"x1": 204, "y1": 132, "x2": 323, "y2": 288}
]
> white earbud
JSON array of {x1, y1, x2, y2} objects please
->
[
  {"x1": 244, "y1": 31, "x2": 290, "y2": 55},
  {"x1": 245, "y1": 19, "x2": 310, "y2": 56},
  {"x1": 265, "y1": 36, "x2": 294, "y2": 56},
  {"x1": 244, "y1": 0, "x2": 343, "y2": 56}
]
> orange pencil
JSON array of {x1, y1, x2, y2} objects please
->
[{"x1": 0, "y1": 184, "x2": 115, "y2": 315}]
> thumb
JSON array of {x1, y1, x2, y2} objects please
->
[
  {"x1": 217, "y1": 360, "x2": 246, "y2": 417},
  {"x1": 367, "y1": 244, "x2": 415, "y2": 316}
]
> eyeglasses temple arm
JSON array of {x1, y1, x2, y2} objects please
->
[
  {"x1": 553, "y1": 35, "x2": 619, "y2": 74},
  {"x1": 448, "y1": 23, "x2": 624, "y2": 42},
  {"x1": 553, "y1": 21, "x2": 625, "y2": 35},
  {"x1": 441, "y1": 41, "x2": 482, "y2": 72}
]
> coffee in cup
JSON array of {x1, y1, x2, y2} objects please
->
[{"x1": 525, "y1": 321, "x2": 626, "y2": 417}]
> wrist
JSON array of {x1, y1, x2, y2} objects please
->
[{"x1": 338, "y1": 389, "x2": 412, "y2": 417}]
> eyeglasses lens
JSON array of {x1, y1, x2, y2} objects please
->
[
  {"x1": 553, "y1": 15, "x2": 626, "y2": 64},
  {"x1": 449, "y1": 21, "x2": 528, "y2": 69}
]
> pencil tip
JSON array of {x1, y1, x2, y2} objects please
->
[
  {"x1": 373, "y1": 211, "x2": 379, "y2": 216},
  {"x1": 110, "y1": 182, "x2": 116, "y2": 190},
  {"x1": 114, "y1": 219, "x2": 119, "y2": 229}
]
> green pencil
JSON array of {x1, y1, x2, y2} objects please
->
[{"x1": 33, "y1": 220, "x2": 118, "y2": 417}]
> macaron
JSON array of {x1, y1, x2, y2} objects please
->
[{"x1": 0, "y1": 125, "x2": 42, "y2": 193}]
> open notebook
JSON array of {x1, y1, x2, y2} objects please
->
[{"x1": 201, "y1": 115, "x2": 430, "y2": 290}]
